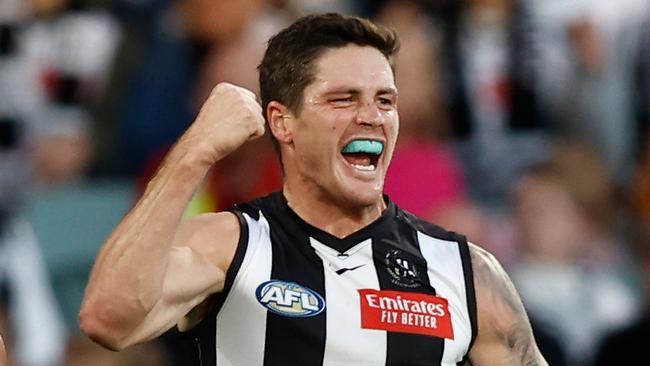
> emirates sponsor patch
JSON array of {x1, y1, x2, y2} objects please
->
[{"x1": 359, "y1": 289, "x2": 454, "y2": 339}]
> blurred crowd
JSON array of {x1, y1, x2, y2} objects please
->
[{"x1": 0, "y1": 0, "x2": 649, "y2": 365}]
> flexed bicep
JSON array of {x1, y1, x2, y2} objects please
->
[{"x1": 122, "y1": 212, "x2": 241, "y2": 345}]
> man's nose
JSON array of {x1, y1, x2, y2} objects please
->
[{"x1": 355, "y1": 100, "x2": 382, "y2": 127}]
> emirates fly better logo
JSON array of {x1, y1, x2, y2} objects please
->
[{"x1": 359, "y1": 289, "x2": 454, "y2": 339}]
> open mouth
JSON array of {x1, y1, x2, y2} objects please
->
[{"x1": 341, "y1": 139, "x2": 384, "y2": 171}]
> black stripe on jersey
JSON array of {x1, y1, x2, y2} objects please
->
[
  {"x1": 372, "y1": 211, "x2": 445, "y2": 366},
  {"x1": 401, "y1": 210, "x2": 477, "y2": 365},
  {"x1": 457, "y1": 235, "x2": 477, "y2": 355},
  {"x1": 215, "y1": 210, "x2": 250, "y2": 314},
  {"x1": 184, "y1": 210, "x2": 250, "y2": 366},
  {"x1": 261, "y1": 197, "x2": 327, "y2": 366}
]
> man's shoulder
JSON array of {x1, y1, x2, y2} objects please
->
[
  {"x1": 467, "y1": 242, "x2": 495, "y2": 266},
  {"x1": 232, "y1": 191, "x2": 284, "y2": 220},
  {"x1": 393, "y1": 204, "x2": 465, "y2": 244},
  {"x1": 466, "y1": 243, "x2": 508, "y2": 289}
]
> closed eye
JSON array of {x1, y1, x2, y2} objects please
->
[{"x1": 329, "y1": 96, "x2": 355, "y2": 107}]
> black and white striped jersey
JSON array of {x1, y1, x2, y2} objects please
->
[{"x1": 189, "y1": 192, "x2": 477, "y2": 366}]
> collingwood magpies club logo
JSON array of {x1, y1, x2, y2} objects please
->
[{"x1": 385, "y1": 249, "x2": 421, "y2": 288}]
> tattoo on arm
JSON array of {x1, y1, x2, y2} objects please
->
[{"x1": 471, "y1": 245, "x2": 547, "y2": 366}]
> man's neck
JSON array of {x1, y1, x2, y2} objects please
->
[{"x1": 283, "y1": 183, "x2": 386, "y2": 239}]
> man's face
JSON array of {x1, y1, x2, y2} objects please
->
[{"x1": 286, "y1": 44, "x2": 399, "y2": 207}]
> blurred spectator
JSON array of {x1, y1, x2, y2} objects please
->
[
  {"x1": 634, "y1": 11, "x2": 650, "y2": 163},
  {"x1": 89, "y1": 0, "x2": 174, "y2": 176},
  {"x1": 180, "y1": 0, "x2": 288, "y2": 213},
  {"x1": 594, "y1": 226, "x2": 650, "y2": 366},
  {"x1": 530, "y1": 323, "x2": 568, "y2": 366},
  {"x1": 378, "y1": 1, "x2": 461, "y2": 212},
  {"x1": 634, "y1": 9, "x2": 650, "y2": 221},
  {"x1": 433, "y1": 0, "x2": 549, "y2": 206},
  {"x1": 132, "y1": 0, "x2": 288, "y2": 215},
  {"x1": 0, "y1": 0, "x2": 119, "y2": 365},
  {"x1": 287, "y1": 0, "x2": 358, "y2": 15},
  {"x1": 376, "y1": 0, "x2": 491, "y2": 247},
  {"x1": 634, "y1": 133, "x2": 650, "y2": 222},
  {"x1": 110, "y1": 0, "x2": 202, "y2": 176},
  {"x1": 509, "y1": 139, "x2": 640, "y2": 365},
  {"x1": 115, "y1": 0, "x2": 290, "y2": 178},
  {"x1": 0, "y1": 219, "x2": 66, "y2": 366},
  {"x1": 529, "y1": 0, "x2": 649, "y2": 184}
]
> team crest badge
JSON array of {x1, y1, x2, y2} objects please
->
[{"x1": 385, "y1": 249, "x2": 421, "y2": 288}]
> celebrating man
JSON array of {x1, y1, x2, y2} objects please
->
[{"x1": 80, "y1": 13, "x2": 547, "y2": 366}]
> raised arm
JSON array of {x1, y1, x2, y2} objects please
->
[
  {"x1": 78, "y1": 83, "x2": 265, "y2": 351},
  {"x1": 468, "y1": 244, "x2": 548, "y2": 366}
]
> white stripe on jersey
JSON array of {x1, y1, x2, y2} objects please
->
[
  {"x1": 418, "y1": 232, "x2": 472, "y2": 365},
  {"x1": 216, "y1": 213, "x2": 272, "y2": 366},
  {"x1": 310, "y1": 238, "x2": 386, "y2": 366}
]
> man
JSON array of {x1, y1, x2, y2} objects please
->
[{"x1": 79, "y1": 13, "x2": 548, "y2": 365}]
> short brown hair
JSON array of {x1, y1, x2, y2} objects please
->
[{"x1": 258, "y1": 12, "x2": 399, "y2": 131}]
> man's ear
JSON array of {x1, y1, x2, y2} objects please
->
[{"x1": 267, "y1": 101, "x2": 294, "y2": 144}]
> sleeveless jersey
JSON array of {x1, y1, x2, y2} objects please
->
[{"x1": 189, "y1": 192, "x2": 477, "y2": 366}]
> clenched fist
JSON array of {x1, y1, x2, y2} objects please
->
[{"x1": 182, "y1": 83, "x2": 265, "y2": 163}]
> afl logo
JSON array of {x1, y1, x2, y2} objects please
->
[{"x1": 256, "y1": 280, "x2": 325, "y2": 317}]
